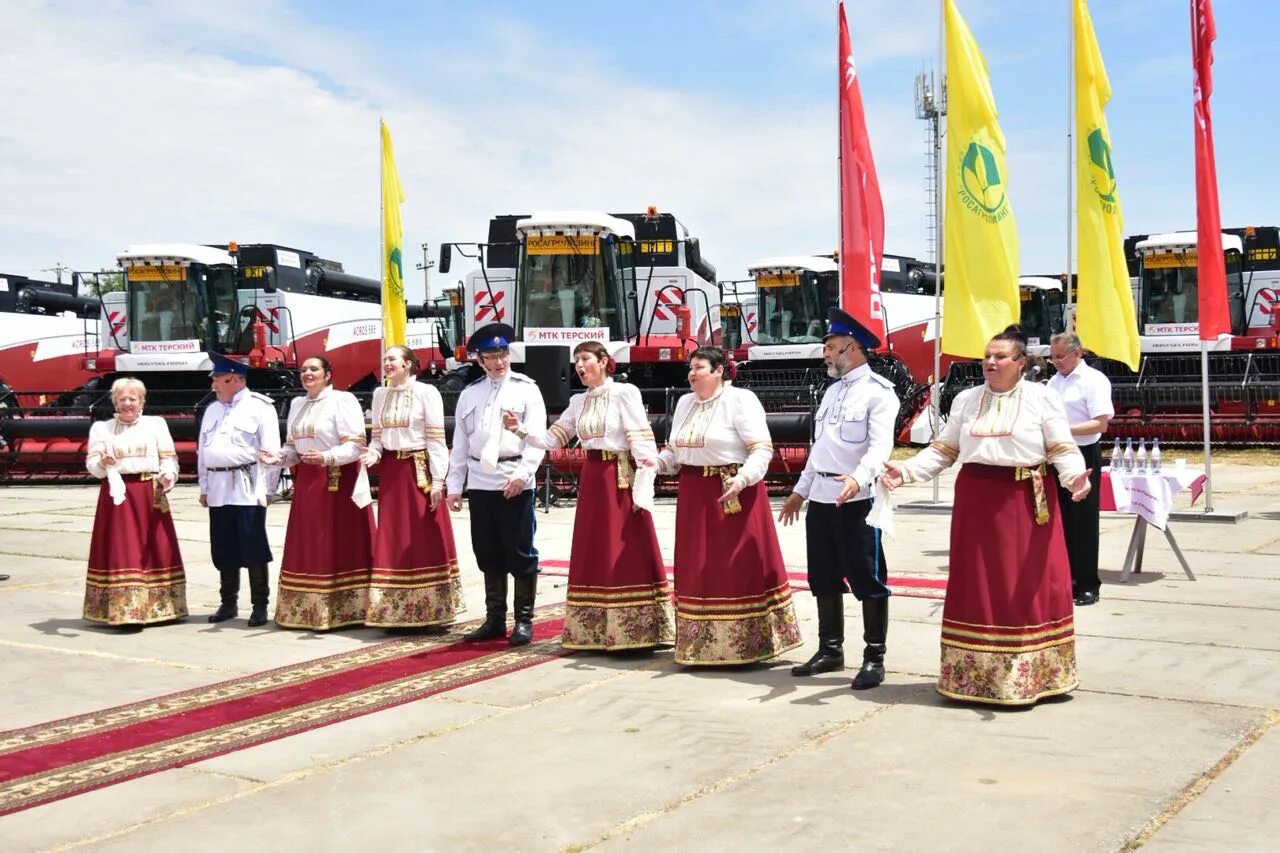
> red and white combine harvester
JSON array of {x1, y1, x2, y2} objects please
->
[
  {"x1": 0, "y1": 242, "x2": 457, "y2": 481},
  {"x1": 0, "y1": 273, "x2": 101, "y2": 408}
]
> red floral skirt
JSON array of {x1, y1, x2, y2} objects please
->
[
  {"x1": 366, "y1": 451, "x2": 462, "y2": 627},
  {"x1": 84, "y1": 475, "x2": 187, "y2": 626},
  {"x1": 275, "y1": 462, "x2": 375, "y2": 630},
  {"x1": 671, "y1": 466, "x2": 801, "y2": 665},
  {"x1": 561, "y1": 452, "x2": 672, "y2": 650},
  {"x1": 937, "y1": 464, "x2": 1078, "y2": 705}
]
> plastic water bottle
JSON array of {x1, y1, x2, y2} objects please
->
[
  {"x1": 1110, "y1": 437, "x2": 1121, "y2": 470},
  {"x1": 1135, "y1": 438, "x2": 1148, "y2": 473},
  {"x1": 1123, "y1": 438, "x2": 1135, "y2": 472},
  {"x1": 1150, "y1": 437, "x2": 1162, "y2": 473}
]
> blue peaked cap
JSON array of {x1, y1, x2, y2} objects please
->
[
  {"x1": 208, "y1": 351, "x2": 249, "y2": 376},
  {"x1": 468, "y1": 322, "x2": 516, "y2": 353},
  {"x1": 824, "y1": 308, "x2": 881, "y2": 350}
]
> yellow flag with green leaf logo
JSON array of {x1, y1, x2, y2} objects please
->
[
  {"x1": 1074, "y1": 0, "x2": 1139, "y2": 370},
  {"x1": 943, "y1": 0, "x2": 1020, "y2": 359},
  {"x1": 381, "y1": 120, "x2": 407, "y2": 349}
]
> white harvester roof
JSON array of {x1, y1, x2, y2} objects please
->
[
  {"x1": 117, "y1": 244, "x2": 237, "y2": 268},
  {"x1": 747, "y1": 256, "x2": 838, "y2": 275},
  {"x1": 1135, "y1": 231, "x2": 1244, "y2": 254},
  {"x1": 1018, "y1": 276, "x2": 1064, "y2": 292},
  {"x1": 516, "y1": 211, "x2": 636, "y2": 241}
]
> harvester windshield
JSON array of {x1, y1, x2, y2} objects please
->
[
  {"x1": 1136, "y1": 234, "x2": 1245, "y2": 333},
  {"x1": 515, "y1": 230, "x2": 634, "y2": 340},
  {"x1": 754, "y1": 268, "x2": 837, "y2": 344},
  {"x1": 125, "y1": 263, "x2": 239, "y2": 350}
]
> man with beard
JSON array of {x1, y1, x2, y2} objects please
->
[{"x1": 778, "y1": 308, "x2": 898, "y2": 689}]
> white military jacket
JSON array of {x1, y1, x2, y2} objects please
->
[
  {"x1": 197, "y1": 387, "x2": 282, "y2": 507},
  {"x1": 793, "y1": 364, "x2": 898, "y2": 505},
  {"x1": 447, "y1": 371, "x2": 546, "y2": 494}
]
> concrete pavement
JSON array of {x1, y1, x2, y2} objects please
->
[{"x1": 0, "y1": 462, "x2": 1277, "y2": 852}]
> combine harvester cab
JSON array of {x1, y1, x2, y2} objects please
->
[
  {"x1": 443, "y1": 209, "x2": 721, "y2": 414},
  {"x1": 0, "y1": 242, "x2": 419, "y2": 481},
  {"x1": 1098, "y1": 226, "x2": 1280, "y2": 445},
  {"x1": 736, "y1": 254, "x2": 937, "y2": 445}
]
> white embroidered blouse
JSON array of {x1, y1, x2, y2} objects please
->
[
  {"x1": 901, "y1": 380, "x2": 1086, "y2": 488},
  {"x1": 655, "y1": 383, "x2": 774, "y2": 487},
  {"x1": 86, "y1": 415, "x2": 179, "y2": 480},
  {"x1": 520, "y1": 379, "x2": 658, "y2": 462},
  {"x1": 278, "y1": 386, "x2": 367, "y2": 467},
  {"x1": 365, "y1": 380, "x2": 449, "y2": 488}
]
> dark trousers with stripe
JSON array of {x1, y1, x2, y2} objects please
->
[
  {"x1": 1058, "y1": 442, "x2": 1103, "y2": 595},
  {"x1": 805, "y1": 500, "x2": 890, "y2": 600},
  {"x1": 467, "y1": 489, "x2": 539, "y2": 578}
]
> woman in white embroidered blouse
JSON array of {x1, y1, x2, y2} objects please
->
[
  {"x1": 654, "y1": 346, "x2": 801, "y2": 665},
  {"x1": 258, "y1": 356, "x2": 375, "y2": 630},
  {"x1": 503, "y1": 340, "x2": 672, "y2": 651},
  {"x1": 362, "y1": 345, "x2": 463, "y2": 629},
  {"x1": 882, "y1": 326, "x2": 1091, "y2": 706},
  {"x1": 84, "y1": 377, "x2": 187, "y2": 627}
]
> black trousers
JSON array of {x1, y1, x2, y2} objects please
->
[
  {"x1": 467, "y1": 489, "x2": 539, "y2": 578},
  {"x1": 805, "y1": 500, "x2": 890, "y2": 600},
  {"x1": 208, "y1": 505, "x2": 272, "y2": 571},
  {"x1": 1058, "y1": 442, "x2": 1103, "y2": 595}
]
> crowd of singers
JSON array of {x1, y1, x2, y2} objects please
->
[{"x1": 80, "y1": 312, "x2": 1092, "y2": 707}]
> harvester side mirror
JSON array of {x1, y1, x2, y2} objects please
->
[
  {"x1": 685, "y1": 237, "x2": 702, "y2": 269},
  {"x1": 439, "y1": 244, "x2": 452, "y2": 275},
  {"x1": 437, "y1": 326, "x2": 451, "y2": 358}
]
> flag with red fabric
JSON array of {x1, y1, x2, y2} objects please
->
[
  {"x1": 1192, "y1": 0, "x2": 1228, "y2": 340},
  {"x1": 838, "y1": 1, "x2": 887, "y2": 345}
]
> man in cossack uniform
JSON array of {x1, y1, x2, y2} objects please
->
[
  {"x1": 779, "y1": 308, "x2": 899, "y2": 689},
  {"x1": 199, "y1": 352, "x2": 281, "y2": 627},
  {"x1": 446, "y1": 323, "x2": 547, "y2": 645}
]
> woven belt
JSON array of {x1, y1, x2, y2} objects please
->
[
  {"x1": 1013, "y1": 463, "x2": 1050, "y2": 525},
  {"x1": 684, "y1": 464, "x2": 743, "y2": 515},
  {"x1": 593, "y1": 449, "x2": 635, "y2": 490},
  {"x1": 395, "y1": 448, "x2": 432, "y2": 494},
  {"x1": 120, "y1": 472, "x2": 170, "y2": 513}
]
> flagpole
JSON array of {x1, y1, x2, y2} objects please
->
[
  {"x1": 931, "y1": 0, "x2": 945, "y2": 505},
  {"x1": 379, "y1": 119, "x2": 386, "y2": 377},
  {"x1": 1066, "y1": 0, "x2": 1074, "y2": 316},
  {"x1": 1201, "y1": 342, "x2": 1214, "y2": 511}
]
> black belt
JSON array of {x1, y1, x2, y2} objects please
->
[
  {"x1": 208, "y1": 465, "x2": 252, "y2": 472},
  {"x1": 470, "y1": 456, "x2": 521, "y2": 463},
  {"x1": 816, "y1": 471, "x2": 846, "y2": 478}
]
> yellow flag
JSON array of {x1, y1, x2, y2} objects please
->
[
  {"x1": 1074, "y1": 0, "x2": 1139, "y2": 370},
  {"x1": 942, "y1": 0, "x2": 1020, "y2": 358},
  {"x1": 381, "y1": 120, "x2": 407, "y2": 348}
]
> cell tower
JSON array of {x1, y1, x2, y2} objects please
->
[{"x1": 914, "y1": 70, "x2": 946, "y2": 265}]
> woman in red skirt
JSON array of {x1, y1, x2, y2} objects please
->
[
  {"x1": 259, "y1": 356, "x2": 375, "y2": 630},
  {"x1": 503, "y1": 340, "x2": 672, "y2": 651},
  {"x1": 655, "y1": 346, "x2": 802, "y2": 666},
  {"x1": 883, "y1": 326, "x2": 1092, "y2": 706},
  {"x1": 84, "y1": 377, "x2": 186, "y2": 627},
  {"x1": 363, "y1": 345, "x2": 462, "y2": 629}
]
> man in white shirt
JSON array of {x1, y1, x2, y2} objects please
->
[
  {"x1": 447, "y1": 323, "x2": 547, "y2": 645},
  {"x1": 198, "y1": 353, "x2": 282, "y2": 626},
  {"x1": 778, "y1": 308, "x2": 899, "y2": 689},
  {"x1": 1048, "y1": 332, "x2": 1113, "y2": 606}
]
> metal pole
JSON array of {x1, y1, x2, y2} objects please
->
[
  {"x1": 931, "y1": 0, "x2": 945, "y2": 504},
  {"x1": 1200, "y1": 341, "x2": 1214, "y2": 511},
  {"x1": 422, "y1": 243, "x2": 431, "y2": 304},
  {"x1": 1066, "y1": 0, "x2": 1074, "y2": 314}
]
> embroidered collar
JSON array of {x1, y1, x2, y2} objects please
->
[
  {"x1": 584, "y1": 377, "x2": 613, "y2": 398},
  {"x1": 692, "y1": 383, "x2": 727, "y2": 405},
  {"x1": 304, "y1": 386, "x2": 333, "y2": 402}
]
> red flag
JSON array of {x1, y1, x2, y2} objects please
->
[
  {"x1": 1192, "y1": 0, "x2": 1228, "y2": 340},
  {"x1": 838, "y1": 1, "x2": 886, "y2": 344}
]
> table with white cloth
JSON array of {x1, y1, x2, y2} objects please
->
[{"x1": 1100, "y1": 467, "x2": 1207, "y2": 583}]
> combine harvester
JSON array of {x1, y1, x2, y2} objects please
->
[
  {"x1": 1100, "y1": 225, "x2": 1280, "y2": 445},
  {"x1": 0, "y1": 243, "x2": 458, "y2": 481},
  {"x1": 0, "y1": 272, "x2": 101, "y2": 406}
]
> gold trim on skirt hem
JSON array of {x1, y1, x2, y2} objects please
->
[
  {"x1": 82, "y1": 583, "x2": 188, "y2": 626},
  {"x1": 274, "y1": 588, "x2": 369, "y2": 631},
  {"x1": 560, "y1": 599, "x2": 673, "y2": 651},
  {"x1": 674, "y1": 601, "x2": 802, "y2": 666}
]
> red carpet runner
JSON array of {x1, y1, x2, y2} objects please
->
[{"x1": 0, "y1": 607, "x2": 568, "y2": 817}]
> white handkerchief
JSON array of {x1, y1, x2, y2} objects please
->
[
  {"x1": 106, "y1": 468, "x2": 127, "y2": 506},
  {"x1": 351, "y1": 463, "x2": 373, "y2": 509},
  {"x1": 866, "y1": 479, "x2": 895, "y2": 540},
  {"x1": 631, "y1": 466, "x2": 657, "y2": 513}
]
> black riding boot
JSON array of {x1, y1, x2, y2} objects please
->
[
  {"x1": 508, "y1": 575, "x2": 538, "y2": 646},
  {"x1": 791, "y1": 595, "x2": 846, "y2": 676},
  {"x1": 247, "y1": 564, "x2": 271, "y2": 627},
  {"x1": 851, "y1": 597, "x2": 888, "y2": 690},
  {"x1": 208, "y1": 567, "x2": 240, "y2": 623},
  {"x1": 463, "y1": 573, "x2": 508, "y2": 641}
]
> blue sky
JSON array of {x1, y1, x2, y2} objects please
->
[{"x1": 2, "y1": 0, "x2": 1275, "y2": 299}]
